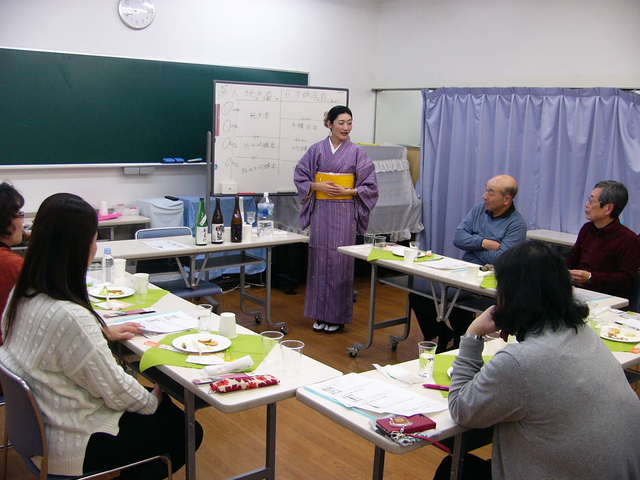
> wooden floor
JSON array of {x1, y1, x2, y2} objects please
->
[{"x1": 1, "y1": 273, "x2": 488, "y2": 480}]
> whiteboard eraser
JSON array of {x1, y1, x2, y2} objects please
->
[
  {"x1": 139, "y1": 166, "x2": 156, "y2": 175},
  {"x1": 124, "y1": 167, "x2": 139, "y2": 175},
  {"x1": 220, "y1": 181, "x2": 238, "y2": 194}
]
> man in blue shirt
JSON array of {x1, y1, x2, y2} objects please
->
[{"x1": 411, "y1": 174, "x2": 527, "y2": 352}]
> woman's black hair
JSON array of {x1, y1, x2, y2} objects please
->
[
  {"x1": 325, "y1": 105, "x2": 353, "y2": 125},
  {"x1": 4, "y1": 193, "x2": 104, "y2": 339},
  {"x1": 0, "y1": 182, "x2": 25, "y2": 238},
  {"x1": 492, "y1": 240, "x2": 589, "y2": 341}
]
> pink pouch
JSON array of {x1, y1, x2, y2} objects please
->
[{"x1": 210, "y1": 374, "x2": 280, "y2": 393}]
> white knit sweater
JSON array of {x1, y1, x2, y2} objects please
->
[{"x1": 0, "y1": 293, "x2": 158, "y2": 475}]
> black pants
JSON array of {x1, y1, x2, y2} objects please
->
[
  {"x1": 409, "y1": 293, "x2": 475, "y2": 353},
  {"x1": 83, "y1": 392, "x2": 204, "y2": 479}
]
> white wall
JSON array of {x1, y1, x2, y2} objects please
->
[
  {"x1": 375, "y1": 0, "x2": 640, "y2": 88},
  {"x1": 2, "y1": 0, "x2": 640, "y2": 210},
  {"x1": 0, "y1": 0, "x2": 380, "y2": 211}
]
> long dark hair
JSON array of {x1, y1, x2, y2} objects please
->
[
  {"x1": 492, "y1": 240, "x2": 589, "y2": 341},
  {"x1": 0, "y1": 182, "x2": 25, "y2": 238},
  {"x1": 4, "y1": 193, "x2": 103, "y2": 340}
]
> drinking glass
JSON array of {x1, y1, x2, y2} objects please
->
[
  {"x1": 246, "y1": 211, "x2": 256, "y2": 226},
  {"x1": 418, "y1": 341, "x2": 437, "y2": 378},
  {"x1": 409, "y1": 241, "x2": 420, "y2": 250},
  {"x1": 280, "y1": 340, "x2": 305, "y2": 376},
  {"x1": 260, "y1": 331, "x2": 284, "y2": 367},
  {"x1": 197, "y1": 304, "x2": 213, "y2": 336}
]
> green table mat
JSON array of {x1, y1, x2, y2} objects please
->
[
  {"x1": 479, "y1": 274, "x2": 497, "y2": 289},
  {"x1": 602, "y1": 337, "x2": 638, "y2": 353},
  {"x1": 139, "y1": 330, "x2": 264, "y2": 372},
  {"x1": 433, "y1": 354, "x2": 493, "y2": 398},
  {"x1": 92, "y1": 288, "x2": 169, "y2": 311},
  {"x1": 367, "y1": 248, "x2": 440, "y2": 263}
]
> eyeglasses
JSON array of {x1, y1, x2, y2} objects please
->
[{"x1": 13, "y1": 211, "x2": 25, "y2": 219}]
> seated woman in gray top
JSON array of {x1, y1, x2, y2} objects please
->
[{"x1": 448, "y1": 240, "x2": 640, "y2": 480}]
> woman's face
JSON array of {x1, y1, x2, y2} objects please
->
[
  {"x1": 4, "y1": 211, "x2": 24, "y2": 246},
  {"x1": 328, "y1": 113, "x2": 353, "y2": 144}
]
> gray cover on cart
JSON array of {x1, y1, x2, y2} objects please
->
[{"x1": 137, "y1": 198, "x2": 184, "y2": 228}]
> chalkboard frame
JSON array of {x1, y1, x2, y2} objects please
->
[
  {"x1": 212, "y1": 80, "x2": 349, "y2": 194},
  {"x1": 0, "y1": 48, "x2": 308, "y2": 167}
]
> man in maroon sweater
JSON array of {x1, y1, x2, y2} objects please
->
[{"x1": 566, "y1": 180, "x2": 640, "y2": 298}]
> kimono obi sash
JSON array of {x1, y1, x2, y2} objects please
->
[{"x1": 314, "y1": 172, "x2": 355, "y2": 200}]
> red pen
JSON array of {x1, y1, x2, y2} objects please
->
[{"x1": 423, "y1": 383, "x2": 449, "y2": 391}]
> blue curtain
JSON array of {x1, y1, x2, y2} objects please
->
[{"x1": 417, "y1": 87, "x2": 640, "y2": 259}]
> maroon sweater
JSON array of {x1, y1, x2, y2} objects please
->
[{"x1": 566, "y1": 219, "x2": 640, "y2": 298}]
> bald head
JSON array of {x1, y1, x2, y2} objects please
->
[
  {"x1": 490, "y1": 175, "x2": 518, "y2": 199},
  {"x1": 483, "y1": 175, "x2": 518, "y2": 216}
]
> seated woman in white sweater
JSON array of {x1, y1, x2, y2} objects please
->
[
  {"x1": 0, "y1": 193, "x2": 203, "y2": 479},
  {"x1": 446, "y1": 240, "x2": 640, "y2": 480}
]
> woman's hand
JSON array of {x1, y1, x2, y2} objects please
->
[
  {"x1": 312, "y1": 181, "x2": 356, "y2": 197},
  {"x1": 151, "y1": 383, "x2": 163, "y2": 402},
  {"x1": 105, "y1": 322, "x2": 144, "y2": 341},
  {"x1": 466, "y1": 306, "x2": 498, "y2": 337}
]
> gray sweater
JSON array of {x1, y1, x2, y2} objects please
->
[{"x1": 449, "y1": 325, "x2": 640, "y2": 480}]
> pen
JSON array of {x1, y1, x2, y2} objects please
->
[
  {"x1": 423, "y1": 384, "x2": 449, "y2": 391},
  {"x1": 104, "y1": 309, "x2": 156, "y2": 318}
]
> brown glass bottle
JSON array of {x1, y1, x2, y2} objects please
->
[
  {"x1": 211, "y1": 197, "x2": 224, "y2": 244},
  {"x1": 230, "y1": 196, "x2": 243, "y2": 242}
]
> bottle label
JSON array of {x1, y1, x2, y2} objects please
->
[
  {"x1": 211, "y1": 224, "x2": 224, "y2": 243},
  {"x1": 231, "y1": 224, "x2": 242, "y2": 242},
  {"x1": 195, "y1": 226, "x2": 207, "y2": 245}
]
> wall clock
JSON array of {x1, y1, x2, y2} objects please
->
[{"x1": 118, "y1": 0, "x2": 155, "y2": 30}]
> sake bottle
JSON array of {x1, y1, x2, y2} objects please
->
[
  {"x1": 211, "y1": 197, "x2": 224, "y2": 244},
  {"x1": 230, "y1": 196, "x2": 243, "y2": 243},
  {"x1": 195, "y1": 197, "x2": 208, "y2": 245}
]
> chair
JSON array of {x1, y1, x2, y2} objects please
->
[
  {"x1": 135, "y1": 226, "x2": 222, "y2": 312},
  {"x1": 0, "y1": 362, "x2": 172, "y2": 480}
]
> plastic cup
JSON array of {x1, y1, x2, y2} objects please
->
[
  {"x1": 260, "y1": 331, "x2": 284, "y2": 367},
  {"x1": 409, "y1": 241, "x2": 420, "y2": 250},
  {"x1": 218, "y1": 312, "x2": 237, "y2": 338},
  {"x1": 197, "y1": 304, "x2": 213, "y2": 335},
  {"x1": 364, "y1": 233, "x2": 376, "y2": 245},
  {"x1": 114, "y1": 258, "x2": 127, "y2": 279},
  {"x1": 280, "y1": 340, "x2": 305, "y2": 376},
  {"x1": 404, "y1": 248, "x2": 417, "y2": 264},
  {"x1": 418, "y1": 341, "x2": 437, "y2": 378},
  {"x1": 132, "y1": 273, "x2": 149, "y2": 302},
  {"x1": 374, "y1": 235, "x2": 386, "y2": 249},
  {"x1": 467, "y1": 265, "x2": 480, "y2": 280}
]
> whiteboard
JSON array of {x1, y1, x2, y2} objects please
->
[{"x1": 213, "y1": 81, "x2": 348, "y2": 194}]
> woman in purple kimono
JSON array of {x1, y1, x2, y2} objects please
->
[{"x1": 294, "y1": 106, "x2": 378, "y2": 333}]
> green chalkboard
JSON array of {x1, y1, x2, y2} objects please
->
[{"x1": 0, "y1": 48, "x2": 308, "y2": 166}]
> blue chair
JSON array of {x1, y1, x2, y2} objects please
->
[
  {"x1": 134, "y1": 226, "x2": 222, "y2": 312},
  {"x1": 0, "y1": 362, "x2": 172, "y2": 480}
]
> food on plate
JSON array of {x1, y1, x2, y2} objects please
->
[
  {"x1": 198, "y1": 338, "x2": 219, "y2": 347},
  {"x1": 98, "y1": 286, "x2": 125, "y2": 296}
]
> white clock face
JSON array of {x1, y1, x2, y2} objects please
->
[{"x1": 118, "y1": 0, "x2": 155, "y2": 30}]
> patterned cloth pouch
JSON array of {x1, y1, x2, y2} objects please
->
[{"x1": 210, "y1": 374, "x2": 280, "y2": 393}]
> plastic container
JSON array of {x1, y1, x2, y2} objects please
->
[
  {"x1": 257, "y1": 192, "x2": 274, "y2": 239},
  {"x1": 102, "y1": 247, "x2": 114, "y2": 285}
]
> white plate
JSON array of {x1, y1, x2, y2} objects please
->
[
  {"x1": 600, "y1": 325, "x2": 640, "y2": 343},
  {"x1": 392, "y1": 248, "x2": 426, "y2": 258},
  {"x1": 172, "y1": 333, "x2": 232, "y2": 353},
  {"x1": 88, "y1": 286, "x2": 135, "y2": 299}
]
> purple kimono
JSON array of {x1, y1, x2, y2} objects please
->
[{"x1": 294, "y1": 138, "x2": 378, "y2": 324}]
